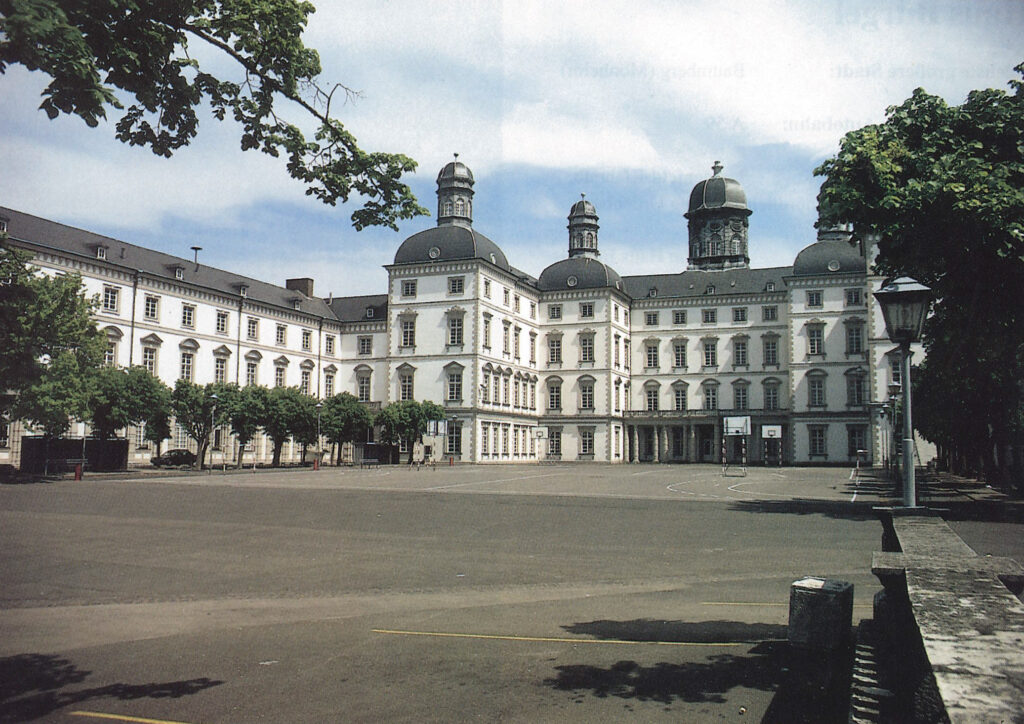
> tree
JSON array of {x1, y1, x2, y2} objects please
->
[
  {"x1": 816, "y1": 63, "x2": 1024, "y2": 486},
  {"x1": 374, "y1": 400, "x2": 445, "y2": 464},
  {"x1": 1, "y1": 245, "x2": 105, "y2": 400},
  {"x1": 14, "y1": 350, "x2": 96, "y2": 439},
  {"x1": 218, "y1": 384, "x2": 268, "y2": 468},
  {"x1": 260, "y1": 386, "x2": 308, "y2": 466},
  {"x1": 170, "y1": 379, "x2": 226, "y2": 469},
  {"x1": 0, "y1": 1, "x2": 428, "y2": 230},
  {"x1": 88, "y1": 365, "x2": 171, "y2": 441},
  {"x1": 321, "y1": 392, "x2": 371, "y2": 465}
]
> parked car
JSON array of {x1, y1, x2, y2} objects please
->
[{"x1": 151, "y1": 449, "x2": 197, "y2": 467}]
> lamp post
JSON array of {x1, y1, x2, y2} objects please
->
[
  {"x1": 874, "y1": 277, "x2": 932, "y2": 507},
  {"x1": 209, "y1": 393, "x2": 219, "y2": 474},
  {"x1": 887, "y1": 381, "x2": 901, "y2": 480},
  {"x1": 315, "y1": 401, "x2": 323, "y2": 470}
]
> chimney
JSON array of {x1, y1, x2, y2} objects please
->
[{"x1": 286, "y1": 277, "x2": 314, "y2": 297}]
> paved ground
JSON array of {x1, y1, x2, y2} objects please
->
[{"x1": 0, "y1": 464, "x2": 1017, "y2": 723}]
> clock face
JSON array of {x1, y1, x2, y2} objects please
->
[{"x1": 428, "y1": 246, "x2": 441, "y2": 259}]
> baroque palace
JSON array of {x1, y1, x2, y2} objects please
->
[{"x1": 1, "y1": 158, "x2": 918, "y2": 468}]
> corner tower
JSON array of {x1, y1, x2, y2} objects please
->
[
  {"x1": 685, "y1": 161, "x2": 751, "y2": 271},
  {"x1": 436, "y1": 154, "x2": 474, "y2": 228}
]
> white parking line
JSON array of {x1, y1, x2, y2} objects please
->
[{"x1": 424, "y1": 472, "x2": 565, "y2": 491}]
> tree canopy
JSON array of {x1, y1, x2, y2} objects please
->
[
  {"x1": 374, "y1": 400, "x2": 445, "y2": 463},
  {"x1": 0, "y1": 0, "x2": 428, "y2": 229},
  {"x1": 88, "y1": 365, "x2": 172, "y2": 441},
  {"x1": 816, "y1": 63, "x2": 1024, "y2": 483}
]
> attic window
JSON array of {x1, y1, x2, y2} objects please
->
[
  {"x1": 766, "y1": 281, "x2": 775, "y2": 292},
  {"x1": 239, "y1": 285, "x2": 248, "y2": 298},
  {"x1": 648, "y1": 287, "x2": 657, "y2": 298},
  {"x1": 291, "y1": 299, "x2": 301, "y2": 310},
  {"x1": 96, "y1": 246, "x2": 107, "y2": 260},
  {"x1": 706, "y1": 285, "x2": 715, "y2": 295},
  {"x1": 366, "y1": 307, "x2": 374, "y2": 319},
  {"x1": 175, "y1": 267, "x2": 184, "y2": 280},
  {"x1": 0, "y1": 218, "x2": 8, "y2": 233}
]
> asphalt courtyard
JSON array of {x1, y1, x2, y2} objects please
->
[{"x1": 0, "y1": 464, "x2": 1014, "y2": 723}]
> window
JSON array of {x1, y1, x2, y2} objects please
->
[
  {"x1": 809, "y1": 426, "x2": 827, "y2": 456},
  {"x1": 807, "y1": 290, "x2": 823, "y2": 307},
  {"x1": 401, "y1": 279, "x2": 417, "y2": 297},
  {"x1": 247, "y1": 317, "x2": 259, "y2": 340},
  {"x1": 358, "y1": 336, "x2": 372, "y2": 355},
  {"x1": 175, "y1": 267, "x2": 184, "y2": 281},
  {"x1": 179, "y1": 351, "x2": 194, "y2": 381},
  {"x1": 276, "y1": 324, "x2": 287, "y2": 346},
  {"x1": 482, "y1": 317, "x2": 491, "y2": 349},
  {"x1": 580, "y1": 302, "x2": 594, "y2": 318},
  {"x1": 448, "y1": 372, "x2": 462, "y2": 401},
  {"x1": 448, "y1": 277, "x2": 465, "y2": 294},
  {"x1": 323, "y1": 372, "x2": 334, "y2": 397},
  {"x1": 503, "y1": 288, "x2": 510, "y2": 306},
  {"x1": 702, "y1": 309, "x2": 717, "y2": 324},
  {"x1": 513, "y1": 327, "x2": 520, "y2": 358},
  {"x1": 399, "y1": 372, "x2": 414, "y2": 401},
  {"x1": 529, "y1": 302, "x2": 536, "y2": 319},
  {"x1": 624, "y1": 340, "x2": 630, "y2": 369},
  {"x1": 734, "y1": 384, "x2": 749, "y2": 410},
  {"x1": 216, "y1": 311, "x2": 229, "y2": 335},
  {"x1": 548, "y1": 337, "x2": 562, "y2": 364},
  {"x1": 645, "y1": 311, "x2": 659, "y2": 326},
  {"x1": 703, "y1": 340, "x2": 717, "y2": 367},
  {"x1": 401, "y1": 319, "x2": 416, "y2": 348},
  {"x1": 446, "y1": 421, "x2": 462, "y2": 455},
  {"x1": 673, "y1": 310, "x2": 687, "y2": 325},
  {"x1": 481, "y1": 425, "x2": 489, "y2": 456},
  {"x1": 845, "y1": 288, "x2": 863, "y2": 306},
  {"x1": 646, "y1": 387, "x2": 659, "y2": 411},
  {"x1": 357, "y1": 374, "x2": 371, "y2": 402},
  {"x1": 614, "y1": 305, "x2": 619, "y2": 322},
  {"x1": 449, "y1": 317, "x2": 464, "y2": 346},
  {"x1": 808, "y1": 326, "x2": 824, "y2": 356},
  {"x1": 502, "y1": 377, "x2": 510, "y2": 405},
  {"x1": 764, "y1": 337, "x2": 779, "y2": 366},
  {"x1": 733, "y1": 307, "x2": 747, "y2": 322},
  {"x1": 529, "y1": 334, "x2": 536, "y2": 364},
  {"x1": 549, "y1": 430, "x2": 562, "y2": 456},
  {"x1": 548, "y1": 304, "x2": 562, "y2": 320},
  {"x1": 102, "y1": 286, "x2": 120, "y2": 313},
  {"x1": 614, "y1": 335, "x2": 621, "y2": 367},
  {"x1": 502, "y1": 323, "x2": 510, "y2": 354},
  {"x1": 764, "y1": 382, "x2": 780, "y2": 411},
  {"x1": 96, "y1": 246, "x2": 107, "y2": 260},
  {"x1": 580, "y1": 336, "x2": 594, "y2": 363},
  {"x1": 300, "y1": 369, "x2": 311, "y2": 395},
  {"x1": 324, "y1": 336, "x2": 335, "y2": 355},
  {"x1": 144, "y1": 295, "x2": 160, "y2": 321},
  {"x1": 673, "y1": 341, "x2": 687, "y2": 369},
  {"x1": 301, "y1": 329, "x2": 312, "y2": 351},
  {"x1": 766, "y1": 281, "x2": 776, "y2": 292},
  {"x1": 246, "y1": 361, "x2": 258, "y2": 386},
  {"x1": 274, "y1": 366, "x2": 286, "y2": 387},
  {"x1": 762, "y1": 305, "x2": 778, "y2": 321},
  {"x1": 214, "y1": 357, "x2": 227, "y2": 384},
  {"x1": 890, "y1": 357, "x2": 902, "y2": 386},
  {"x1": 104, "y1": 342, "x2": 117, "y2": 367},
  {"x1": 0, "y1": 419, "x2": 9, "y2": 448},
  {"x1": 580, "y1": 429, "x2": 594, "y2": 456},
  {"x1": 483, "y1": 279, "x2": 491, "y2": 298},
  {"x1": 809, "y1": 375, "x2": 826, "y2": 407},
  {"x1": 182, "y1": 304, "x2": 195, "y2": 328},
  {"x1": 513, "y1": 295, "x2": 520, "y2": 312},
  {"x1": 848, "y1": 426, "x2": 867, "y2": 457},
  {"x1": 846, "y1": 324, "x2": 864, "y2": 355},
  {"x1": 847, "y1": 373, "x2": 867, "y2": 406},
  {"x1": 366, "y1": 307, "x2": 374, "y2": 319},
  {"x1": 580, "y1": 381, "x2": 594, "y2": 410},
  {"x1": 530, "y1": 381, "x2": 536, "y2": 409},
  {"x1": 480, "y1": 374, "x2": 490, "y2": 404},
  {"x1": 674, "y1": 386, "x2": 687, "y2": 411},
  {"x1": 733, "y1": 339, "x2": 748, "y2": 366},
  {"x1": 645, "y1": 343, "x2": 659, "y2": 369},
  {"x1": 548, "y1": 382, "x2": 561, "y2": 410},
  {"x1": 703, "y1": 384, "x2": 718, "y2": 411},
  {"x1": 142, "y1": 347, "x2": 157, "y2": 374}
]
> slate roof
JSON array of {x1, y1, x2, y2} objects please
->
[
  {"x1": 392, "y1": 224, "x2": 510, "y2": 271},
  {"x1": 538, "y1": 256, "x2": 624, "y2": 292},
  {"x1": 1, "y1": 206, "x2": 338, "y2": 319},
  {"x1": 791, "y1": 239, "x2": 865, "y2": 276},
  {"x1": 621, "y1": 265, "x2": 792, "y2": 299},
  {"x1": 327, "y1": 294, "x2": 388, "y2": 323}
]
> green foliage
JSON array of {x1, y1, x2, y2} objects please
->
[
  {"x1": 321, "y1": 392, "x2": 371, "y2": 462},
  {"x1": 0, "y1": 0, "x2": 428, "y2": 229},
  {"x1": 374, "y1": 399, "x2": 445, "y2": 463},
  {"x1": 170, "y1": 379, "x2": 226, "y2": 468},
  {"x1": 1, "y1": 244, "x2": 105, "y2": 400},
  {"x1": 88, "y1": 365, "x2": 171, "y2": 440},
  {"x1": 217, "y1": 384, "x2": 268, "y2": 466},
  {"x1": 816, "y1": 63, "x2": 1024, "y2": 482},
  {"x1": 260, "y1": 386, "x2": 309, "y2": 466},
  {"x1": 14, "y1": 349, "x2": 95, "y2": 438}
]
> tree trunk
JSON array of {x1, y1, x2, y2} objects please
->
[{"x1": 272, "y1": 438, "x2": 284, "y2": 467}]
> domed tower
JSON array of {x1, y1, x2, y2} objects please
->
[
  {"x1": 436, "y1": 154, "x2": 474, "y2": 228},
  {"x1": 684, "y1": 161, "x2": 752, "y2": 271},
  {"x1": 567, "y1": 194, "x2": 600, "y2": 258}
]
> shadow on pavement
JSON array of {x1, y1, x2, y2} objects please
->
[
  {"x1": 729, "y1": 498, "x2": 881, "y2": 520},
  {"x1": 562, "y1": 618, "x2": 787, "y2": 644},
  {"x1": 0, "y1": 653, "x2": 223, "y2": 723}
]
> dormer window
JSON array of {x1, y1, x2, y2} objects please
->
[
  {"x1": 366, "y1": 307, "x2": 374, "y2": 319},
  {"x1": 291, "y1": 298, "x2": 301, "y2": 310},
  {"x1": 706, "y1": 285, "x2": 715, "y2": 295},
  {"x1": 0, "y1": 218, "x2": 8, "y2": 233},
  {"x1": 96, "y1": 246, "x2": 107, "y2": 260},
  {"x1": 766, "y1": 281, "x2": 776, "y2": 292},
  {"x1": 239, "y1": 285, "x2": 248, "y2": 298}
]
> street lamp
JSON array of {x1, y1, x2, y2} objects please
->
[
  {"x1": 315, "y1": 401, "x2": 323, "y2": 470},
  {"x1": 209, "y1": 393, "x2": 219, "y2": 473},
  {"x1": 874, "y1": 277, "x2": 932, "y2": 507},
  {"x1": 887, "y1": 381, "x2": 901, "y2": 480}
]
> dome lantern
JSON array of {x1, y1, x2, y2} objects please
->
[
  {"x1": 567, "y1": 193, "x2": 600, "y2": 258},
  {"x1": 684, "y1": 161, "x2": 751, "y2": 271},
  {"x1": 436, "y1": 154, "x2": 474, "y2": 228}
]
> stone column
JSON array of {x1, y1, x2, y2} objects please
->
[
  {"x1": 662, "y1": 426, "x2": 671, "y2": 462},
  {"x1": 653, "y1": 426, "x2": 660, "y2": 463},
  {"x1": 688, "y1": 424, "x2": 696, "y2": 462},
  {"x1": 630, "y1": 425, "x2": 639, "y2": 463}
]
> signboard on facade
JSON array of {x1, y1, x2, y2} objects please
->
[
  {"x1": 762, "y1": 425, "x2": 783, "y2": 439},
  {"x1": 723, "y1": 416, "x2": 751, "y2": 436}
]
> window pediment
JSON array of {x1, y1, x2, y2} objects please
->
[
  {"x1": 274, "y1": 355, "x2": 290, "y2": 367},
  {"x1": 213, "y1": 344, "x2": 232, "y2": 357},
  {"x1": 300, "y1": 359, "x2": 315, "y2": 370},
  {"x1": 244, "y1": 350, "x2": 263, "y2": 361},
  {"x1": 179, "y1": 337, "x2": 200, "y2": 351},
  {"x1": 323, "y1": 364, "x2": 338, "y2": 374},
  {"x1": 103, "y1": 325, "x2": 123, "y2": 340},
  {"x1": 444, "y1": 361, "x2": 465, "y2": 372},
  {"x1": 140, "y1": 333, "x2": 163, "y2": 346}
]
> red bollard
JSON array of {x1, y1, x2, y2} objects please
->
[
  {"x1": 449, "y1": 456, "x2": 453, "y2": 467},
  {"x1": 74, "y1": 464, "x2": 83, "y2": 481},
  {"x1": 313, "y1": 458, "x2": 319, "y2": 471}
]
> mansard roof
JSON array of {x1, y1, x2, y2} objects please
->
[
  {"x1": 622, "y1": 266, "x2": 791, "y2": 299},
  {"x1": 327, "y1": 294, "x2": 388, "y2": 322}
]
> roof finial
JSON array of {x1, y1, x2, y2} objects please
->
[
  {"x1": 580, "y1": 193, "x2": 586, "y2": 200},
  {"x1": 712, "y1": 160, "x2": 723, "y2": 176},
  {"x1": 453, "y1": 152, "x2": 459, "y2": 161}
]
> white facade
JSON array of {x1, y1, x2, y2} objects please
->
[{"x1": 0, "y1": 160, "x2": 916, "y2": 469}]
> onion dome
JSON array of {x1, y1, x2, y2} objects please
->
[
  {"x1": 685, "y1": 161, "x2": 751, "y2": 216},
  {"x1": 792, "y1": 239, "x2": 865, "y2": 276},
  {"x1": 685, "y1": 161, "x2": 751, "y2": 271}
]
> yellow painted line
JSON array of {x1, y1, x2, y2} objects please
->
[
  {"x1": 70, "y1": 712, "x2": 197, "y2": 724},
  {"x1": 701, "y1": 601, "x2": 872, "y2": 608},
  {"x1": 372, "y1": 628, "x2": 753, "y2": 647}
]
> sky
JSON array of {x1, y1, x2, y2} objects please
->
[{"x1": 1, "y1": 0, "x2": 1022, "y2": 298}]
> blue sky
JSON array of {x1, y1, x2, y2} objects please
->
[{"x1": 2, "y1": 0, "x2": 1022, "y2": 296}]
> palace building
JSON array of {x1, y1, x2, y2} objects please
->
[{"x1": 0, "y1": 158, "x2": 917, "y2": 468}]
